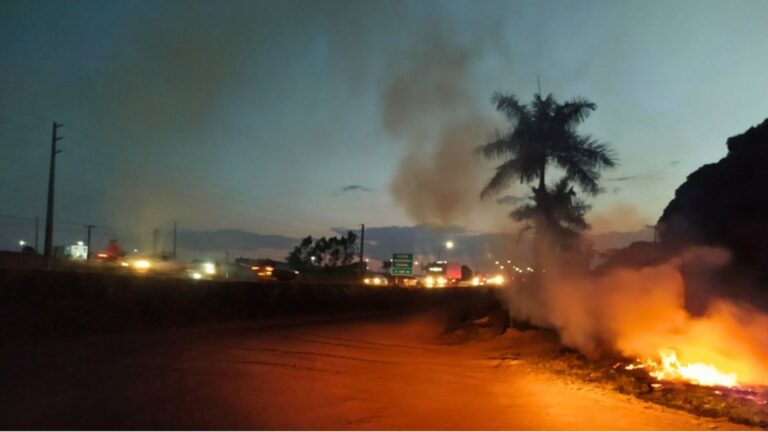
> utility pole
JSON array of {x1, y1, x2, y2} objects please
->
[
  {"x1": 537, "y1": 74, "x2": 542, "y2": 94},
  {"x1": 172, "y1": 221, "x2": 177, "y2": 260},
  {"x1": 44, "y1": 122, "x2": 62, "y2": 267},
  {"x1": 34, "y1": 216, "x2": 39, "y2": 252},
  {"x1": 359, "y1": 223, "x2": 365, "y2": 276},
  {"x1": 85, "y1": 224, "x2": 95, "y2": 261}
]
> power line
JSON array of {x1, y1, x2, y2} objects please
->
[
  {"x1": 1, "y1": 106, "x2": 350, "y2": 235},
  {"x1": 62, "y1": 123, "x2": 347, "y2": 229},
  {"x1": 3, "y1": 106, "x2": 343, "y2": 230},
  {"x1": 62, "y1": 133, "x2": 337, "y2": 232}
]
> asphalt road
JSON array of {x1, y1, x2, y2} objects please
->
[{"x1": 0, "y1": 312, "x2": 748, "y2": 430}]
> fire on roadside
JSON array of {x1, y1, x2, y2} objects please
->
[{"x1": 623, "y1": 349, "x2": 738, "y2": 387}]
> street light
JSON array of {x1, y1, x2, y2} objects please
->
[
  {"x1": 19, "y1": 240, "x2": 26, "y2": 247},
  {"x1": 438, "y1": 240, "x2": 455, "y2": 261}
]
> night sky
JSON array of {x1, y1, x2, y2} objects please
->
[{"x1": 1, "y1": 0, "x2": 767, "y2": 261}]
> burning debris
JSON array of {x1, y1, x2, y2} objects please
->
[
  {"x1": 515, "y1": 337, "x2": 768, "y2": 427},
  {"x1": 502, "y1": 246, "x2": 768, "y2": 387},
  {"x1": 623, "y1": 349, "x2": 738, "y2": 388}
]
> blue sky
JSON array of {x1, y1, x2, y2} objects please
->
[{"x1": 1, "y1": 0, "x2": 767, "y2": 254}]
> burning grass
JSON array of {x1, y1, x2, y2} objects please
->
[
  {"x1": 444, "y1": 312, "x2": 768, "y2": 428},
  {"x1": 506, "y1": 329, "x2": 768, "y2": 427}
]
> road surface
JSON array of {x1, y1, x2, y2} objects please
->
[{"x1": 0, "y1": 312, "x2": 748, "y2": 430}]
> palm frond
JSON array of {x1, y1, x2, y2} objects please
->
[
  {"x1": 480, "y1": 157, "x2": 522, "y2": 200},
  {"x1": 478, "y1": 132, "x2": 511, "y2": 160},
  {"x1": 492, "y1": 92, "x2": 529, "y2": 122},
  {"x1": 557, "y1": 97, "x2": 597, "y2": 127}
]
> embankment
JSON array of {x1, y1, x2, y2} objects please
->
[{"x1": 0, "y1": 269, "x2": 503, "y2": 341}]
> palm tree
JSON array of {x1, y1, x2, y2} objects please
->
[
  {"x1": 479, "y1": 92, "x2": 617, "y2": 248},
  {"x1": 511, "y1": 177, "x2": 590, "y2": 246}
]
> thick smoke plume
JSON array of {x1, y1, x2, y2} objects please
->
[
  {"x1": 504, "y1": 247, "x2": 768, "y2": 385},
  {"x1": 390, "y1": 118, "x2": 495, "y2": 226},
  {"x1": 380, "y1": 24, "x2": 510, "y2": 228}
]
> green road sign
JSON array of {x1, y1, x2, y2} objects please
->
[{"x1": 391, "y1": 253, "x2": 413, "y2": 275}]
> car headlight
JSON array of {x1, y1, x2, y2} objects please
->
[
  {"x1": 203, "y1": 262, "x2": 216, "y2": 275},
  {"x1": 133, "y1": 259, "x2": 151, "y2": 269}
]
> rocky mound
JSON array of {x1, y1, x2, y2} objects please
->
[{"x1": 658, "y1": 118, "x2": 768, "y2": 282}]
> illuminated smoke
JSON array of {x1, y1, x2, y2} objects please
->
[{"x1": 503, "y1": 246, "x2": 768, "y2": 385}]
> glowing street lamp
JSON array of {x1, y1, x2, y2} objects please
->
[
  {"x1": 445, "y1": 240, "x2": 454, "y2": 250},
  {"x1": 19, "y1": 240, "x2": 26, "y2": 247}
]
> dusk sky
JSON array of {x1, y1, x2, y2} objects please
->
[{"x1": 2, "y1": 0, "x2": 767, "y2": 258}]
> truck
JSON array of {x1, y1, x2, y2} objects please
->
[{"x1": 422, "y1": 261, "x2": 462, "y2": 288}]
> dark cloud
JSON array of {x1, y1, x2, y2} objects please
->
[
  {"x1": 340, "y1": 185, "x2": 372, "y2": 193},
  {"x1": 606, "y1": 171, "x2": 665, "y2": 183},
  {"x1": 607, "y1": 175, "x2": 638, "y2": 182},
  {"x1": 496, "y1": 194, "x2": 527, "y2": 206}
]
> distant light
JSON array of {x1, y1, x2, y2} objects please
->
[
  {"x1": 19, "y1": 240, "x2": 26, "y2": 246},
  {"x1": 310, "y1": 256, "x2": 316, "y2": 262},
  {"x1": 445, "y1": 241, "x2": 454, "y2": 250},
  {"x1": 494, "y1": 260, "x2": 499, "y2": 265},
  {"x1": 203, "y1": 262, "x2": 216, "y2": 275},
  {"x1": 77, "y1": 241, "x2": 84, "y2": 246},
  {"x1": 191, "y1": 272, "x2": 202, "y2": 280},
  {"x1": 134, "y1": 259, "x2": 151, "y2": 269},
  {"x1": 500, "y1": 265, "x2": 504, "y2": 269},
  {"x1": 414, "y1": 261, "x2": 419, "y2": 265},
  {"x1": 133, "y1": 249, "x2": 139, "y2": 253},
  {"x1": 365, "y1": 258, "x2": 370, "y2": 262},
  {"x1": 506, "y1": 260, "x2": 511, "y2": 264}
]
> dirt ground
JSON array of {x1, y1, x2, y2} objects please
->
[{"x1": 0, "y1": 311, "x2": 751, "y2": 430}]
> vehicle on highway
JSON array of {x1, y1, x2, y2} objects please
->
[
  {"x1": 187, "y1": 260, "x2": 219, "y2": 280},
  {"x1": 121, "y1": 255, "x2": 188, "y2": 277},
  {"x1": 362, "y1": 273, "x2": 390, "y2": 286},
  {"x1": 247, "y1": 259, "x2": 299, "y2": 281},
  {"x1": 421, "y1": 261, "x2": 462, "y2": 288}
]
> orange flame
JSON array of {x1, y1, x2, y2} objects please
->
[{"x1": 627, "y1": 349, "x2": 738, "y2": 387}]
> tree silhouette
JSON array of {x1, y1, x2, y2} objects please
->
[
  {"x1": 287, "y1": 232, "x2": 358, "y2": 269},
  {"x1": 479, "y1": 92, "x2": 616, "y2": 254}
]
